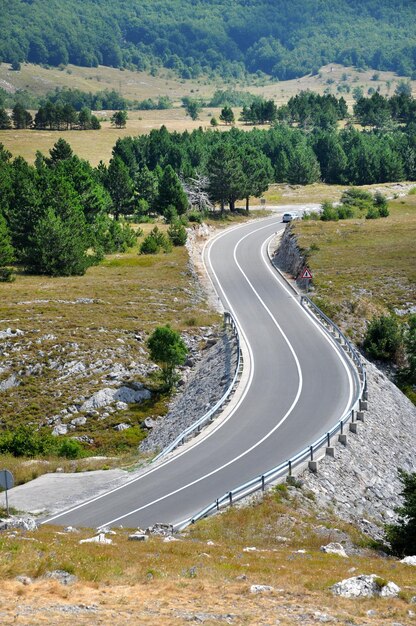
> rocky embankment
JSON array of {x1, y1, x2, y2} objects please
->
[
  {"x1": 273, "y1": 225, "x2": 416, "y2": 539},
  {"x1": 140, "y1": 327, "x2": 238, "y2": 454}
]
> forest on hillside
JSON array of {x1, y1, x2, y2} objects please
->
[{"x1": 1, "y1": 0, "x2": 416, "y2": 80}]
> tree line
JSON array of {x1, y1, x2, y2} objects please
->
[
  {"x1": 1, "y1": 0, "x2": 415, "y2": 81},
  {"x1": 0, "y1": 139, "x2": 137, "y2": 279},
  {"x1": 0, "y1": 103, "x2": 129, "y2": 130}
]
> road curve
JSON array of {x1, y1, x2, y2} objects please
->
[{"x1": 43, "y1": 215, "x2": 359, "y2": 529}]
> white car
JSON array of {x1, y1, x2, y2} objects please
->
[{"x1": 282, "y1": 212, "x2": 297, "y2": 223}]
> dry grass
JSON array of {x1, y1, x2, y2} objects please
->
[
  {"x1": 0, "y1": 490, "x2": 414, "y2": 624},
  {"x1": 2, "y1": 61, "x2": 416, "y2": 165},
  {"x1": 291, "y1": 196, "x2": 416, "y2": 340},
  {"x1": 0, "y1": 224, "x2": 220, "y2": 474}
]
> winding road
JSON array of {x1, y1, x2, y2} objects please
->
[{"x1": 43, "y1": 215, "x2": 360, "y2": 529}]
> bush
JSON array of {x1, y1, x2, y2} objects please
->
[
  {"x1": 321, "y1": 201, "x2": 339, "y2": 221},
  {"x1": 58, "y1": 438, "x2": 85, "y2": 459},
  {"x1": 363, "y1": 314, "x2": 402, "y2": 361},
  {"x1": 366, "y1": 206, "x2": 380, "y2": 219},
  {"x1": 0, "y1": 267, "x2": 15, "y2": 282},
  {"x1": 0, "y1": 425, "x2": 55, "y2": 457},
  {"x1": 188, "y1": 211, "x2": 204, "y2": 223},
  {"x1": 163, "y1": 205, "x2": 178, "y2": 224},
  {"x1": 139, "y1": 226, "x2": 171, "y2": 254},
  {"x1": 385, "y1": 470, "x2": 416, "y2": 556},
  {"x1": 167, "y1": 220, "x2": 187, "y2": 246}
]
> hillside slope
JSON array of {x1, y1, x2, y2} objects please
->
[{"x1": 1, "y1": 0, "x2": 416, "y2": 80}]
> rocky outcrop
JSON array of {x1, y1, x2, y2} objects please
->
[
  {"x1": 272, "y1": 225, "x2": 305, "y2": 279},
  {"x1": 331, "y1": 574, "x2": 400, "y2": 598}
]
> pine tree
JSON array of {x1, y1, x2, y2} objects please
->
[
  {"x1": 156, "y1": 165, "x2": 188, "y2": 216},
  {"x1": 0, "y1": 108, "x2": 12, "y2": 129},
  {"x1": 26, "y1": 206, "x2": 91, "y2": 276}
]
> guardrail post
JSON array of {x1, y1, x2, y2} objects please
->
[
  {"x1": 288, "y1": 460, "x2": 292, "y2": 476},
  {"x1": 310, "y1": 446, "x2": 314, "y2": 461},
  {"x1": 216, "y1": 499, "x2": 219, "y2": 511},
  {"x1": 229, "y1": 492, "x2": 233, "y2": 506},
  {"x1": 326, "y1": 432, "x2": 330, "y2": 447},
  {"x1": 261, "y1": 475, "x2": 265, "y2": 491}
]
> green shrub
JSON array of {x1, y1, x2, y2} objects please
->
[
  {"x1": 320, "y1": 201, "x2": 339, "y2": 221},
  {"x1": 0, "y1": 425, "x2": 56, "y2": 457},
  {"x1": 0, "y1": 267, "x2": 15, "y2": 282},
  {"x1": 363, "y1": 314, "x2": 402, "y2": 361},
  {"x1": 167, "y1": 220, "x2": 187, "y2": 246},
  {"x1": 385, "y1": 470, "x2": 416, "y2": 556},
  {"x1": 139, "y1": 226, "x2": 172, "y2": 254},
  {"x1": 163, "y1": 205, "x2": 178, "y2": 224},
  {"x1": 188, "y1": 211, "x2": 204, "y2": 223},
  {"x1": 58, "y1": 438, "x2": 85, "y2": 459},
  {"x1": 366, "y1": 206, "x2": 380, "y2": 219}
]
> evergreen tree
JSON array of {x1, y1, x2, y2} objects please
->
[
  {"x1": 11, "y1": 103, "x2": 32, "y2": 129},
  {"x1": 219, "y1": 106, "x2": 235, "y2": 125},
  {"x1": 147, "y1": 325, "x2": 187, "y2": 390},
  {"x1": 105, "y1": 156, "x2": 134, "y2": 220},
  {"x1": 386, "y1": 470, "x2": 416, "y2": 556},
  {"x1": 156, "y1": 165, "x2": 188, "y2": 216},
  {"x1": 111, "y1": 110, "x2": 128, "y2": 128},
  {"x1": 0, "y1": 108, "x2": 12, "y2": 129},
  {"x1": 207, "y1": 142, "x2": 245, "y2": 212},
  {"x1": 0, "y1": 213, "x2": 14, "y2": 267},
  {"x1": 26, "y1": 206, "x2": 91, "y2": 276},
  {"x1": 49, "y1": 138, "x2": 73, "y2": 163}
]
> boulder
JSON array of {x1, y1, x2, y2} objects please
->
[
  {"x1": 320, "y1": 542, "x2": 348, "y2": 558},
  {"x1": 401, "y1": 556, "x2": 416, "y2": 566},
  {"x1": 80, "y1": 385, "x2": 151, "y2": 412},
  {"x1": 250, "y1": 585, "x2": 274, "y2": 594},
  {"x1": 331, "y1": 574, "x2": 400, "y2": 598},
  {"x1": 44, "y1": 570, "x2": 77, "y2": 585}
]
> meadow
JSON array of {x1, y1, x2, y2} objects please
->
[{"x1": 0, "y1": 488, "x2": 414, "y2": 625}]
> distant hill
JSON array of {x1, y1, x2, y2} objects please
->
[{"x1": 1, "y1": 0, "x2": 416, "y2": 80}]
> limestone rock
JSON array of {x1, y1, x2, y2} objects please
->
[
  {"x1": 0, "y1": 374, "x2": 19, "y2": 391},
  {"x1": 250, "y1": 584, "x2": 274, "y2": 594},
  {"x1": 320, "y1": 542, "x2": 348, "y2": 558},
  {"x1": 52, "y1": 423, "x2": 68, "y2": 436},
  {"x1": 401, "y1": 556, "x2": 416, "y2": 566},
  {"x1": 331, "y1": 574, "x2": 400, "y2": 598},
  {"x1": 44, "y1": 570, "x2": 77, "y2": 585},
  {"x1": 80, "y1": 385, "x2": 151, "y2": 412}
]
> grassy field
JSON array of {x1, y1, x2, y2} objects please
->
[
  {"x1": 0, "y1": 223, "x2": 222, "y2": 477},
  {"x1": 292, "y1": 194, "x2": 416, "y2": 341},
  {"x1": 0, "y1": 488, "x2": 414, "y2": 625},
  {"x1": 1, "y1": 61, "x2": 416, "y2": 165},
  {"x1": 2, "y1": 61, "x2": 414, "y2": 106}
]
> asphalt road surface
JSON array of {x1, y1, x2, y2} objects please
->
[{"x1": 43, "y1": 216, "x2": 359, "y2": 530}]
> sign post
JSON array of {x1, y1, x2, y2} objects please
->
[
  {"x1": 0, "y1": 470, "x2": 14, "y2": 516},
  {"x1": 300, "y1": 267, "x2": 313, "y2": 293}
]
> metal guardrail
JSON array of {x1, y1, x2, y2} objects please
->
[
  {"x1": 187, "y1": 295, "x2": 366, "y2": 527},
  {"x1": 154, "y1": 312, "x2": 243, "y2": 461}
]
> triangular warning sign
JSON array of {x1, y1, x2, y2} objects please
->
[{"x1": 301, "y1": 267, "x2": 313, "y2": 279}]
